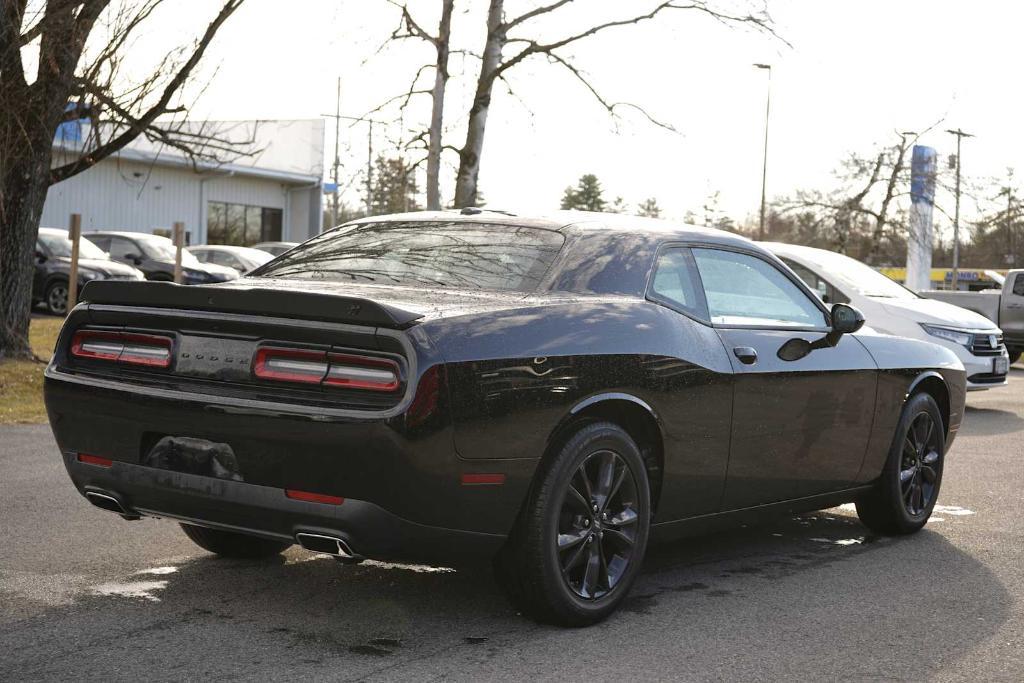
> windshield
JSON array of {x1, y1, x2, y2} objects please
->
[
  {"x1": 139, "y1": 236, "x2": 202, "y2": 267},
  {"x1": 38, "y1": 232, "x2": 109, "y2": 260},
  {"x1": 791, "y1": 249, "x2": 917, "y2": 300},
  {"x1": 253, "y1": 221, "x2": 565, "y2": 292}
]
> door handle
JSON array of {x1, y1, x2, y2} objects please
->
[
  {"x1": 1007, "y1": 303, "x2": 1024, "y2": 309},
  {"x1": 733, "y1": 346, "x2": 758, "y2": 365}
]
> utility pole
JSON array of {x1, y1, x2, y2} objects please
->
[
  {"x1": 754, "y1": 63, "x2": 771, "y2": 241},
  {"x1": 321, "y1": 82, "x2": 385, "y2": 221},
  {"x1": 367, "y1": 121, "x2": 374, "y2": 216},
  {"x1": 947, "y1": 128, "x2": 973, "y2": 290},
  {"x1": 332, "y1": 77, "x2": 341, "y2": 227},
  {"x1": 1005, "y1": 177, "x2": 1015, "y2": 266}
]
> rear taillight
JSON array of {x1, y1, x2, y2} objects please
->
[
  {"x1": 323, "y1": 352, "x2": 400, "y2": 391},
  {"x1": 253, "y1": 347, "x2": 328, "y2": 384},
  {"x1": 70, "y1": 330, "x2": 173, "y2": 368},
  {"x1": 253, "y1": 347, "x2": 400, "y2": 392}
]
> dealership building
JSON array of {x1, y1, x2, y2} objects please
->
[{"x1": 41, "y1": 119, "x2": 325, "y2": 246}]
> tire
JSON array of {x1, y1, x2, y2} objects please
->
[
  {"x1": 180, "y1": 523, "x2": 292, "y2": 559},
  {"x1": 1008, "y1": 348, "x2": 1021, "y2": 365},
  {"x1": 496, "y1": 421, "x2": 651, "y2": 626},
  {"x1": 45, "y1": 279, "x2": 69, "y2": 316},
  {"x1": 856, "y1": 392, "x2": 945, "y2": 535}
]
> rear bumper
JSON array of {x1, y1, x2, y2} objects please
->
[
  {"x1": 44, "y1": 364, "x2": 537, "y2": 564},
  {"x1": 63, "y1": 451, "x2": 505, "y2": 565}
]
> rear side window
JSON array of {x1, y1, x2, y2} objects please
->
[
  {"x1": 1013, "y1": 274, "x2": 1024, "y2": 297},
  {"x1": 649, "y1": 248, "x2": 708, "y2": 320},
  {"x1": 692, "y1": 248, "x2": 827, "y2": 327},
  {"x1": 253, "y1": 221, "x2": 565, "y2": 293}
]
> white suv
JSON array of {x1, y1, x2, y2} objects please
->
[{"x1": 765, "y1": 242, "x2": 1009, "y2": 391}]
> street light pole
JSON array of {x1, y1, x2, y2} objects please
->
[
  {"x1": 946, "y1": 128, "x2": 973, "y2": 290},
  {"x1": 754, "y1": 63, "x2": 771, "y2": 241}
]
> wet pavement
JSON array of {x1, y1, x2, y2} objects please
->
[{"x1": 2, "y1": 372, "x2": 1023, "y2": 681}]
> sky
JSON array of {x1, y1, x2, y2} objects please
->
[{"x1": 63, "y1": 0, "x2": 1024, "y2": 227}]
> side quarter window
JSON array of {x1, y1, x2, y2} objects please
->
[{"x1": 648, "y1": 248, "x2": 709, "y2": 320}]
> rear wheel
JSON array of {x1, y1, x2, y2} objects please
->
[
  {"x1": 496, "y1": 421, "x2": 651, "y2": 626},
  {"x1": 45, "y1": 280, "x2": 69, "y2": 316},
  {"x1": 856, "y1": 392, "x2": 944, "y2": 535},
  {"x1": 180, "y1": 523, "x2": 292, "y2": 559}
]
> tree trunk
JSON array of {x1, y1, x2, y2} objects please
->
[
  {"x1": 425, "y1": 0, "x2": 454, "y2": 211},
  {"x1": 866, "y1": 145, "x2": 907, "y2": 265},
  {"x1": 454, "y1": 0, "x2": 505, "y2": 209},
  {"x1": 1, "y1": 143, "x2": 54, "y2": 360}
]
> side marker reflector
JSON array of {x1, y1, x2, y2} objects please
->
[
  {"x1": 78, "y1": 453, "x2": 113, "y2": 467},
  {"x1": 461, "y1": 473, "x2": 506, "y2": 486},
  {"x1": 285, "y1": 489, "x2": 345, "y2": 505}
]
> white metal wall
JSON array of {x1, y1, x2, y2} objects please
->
[{"x1": 40, "y1": 156, "x2": 316, "y2": 244}]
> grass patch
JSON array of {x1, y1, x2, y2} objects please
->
[{"x1": 0, "y1": 316, "x2": 64, "y2": 423}]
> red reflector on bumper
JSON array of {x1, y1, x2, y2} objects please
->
[
  {"x1": 461, "y1": 473, "x2": 506, "y2": 486},
  {"x1": 285, "y1": 489, "x2": 345, "y2": 505},
  {"x1": 78, "y1": 453, "x2": 113, "y2": 467}
]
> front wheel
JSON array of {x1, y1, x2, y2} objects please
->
[
  {"x1": 856, "y1": 392, "x2": 945, "y2": 535},
  {"x1": 1008, "y1": 348, "x2": 1021, "y2": 365},
  {"x1": 180, "y1": 523, "x2": 292, "y2": 559},
  {"x1": 496, "y1": 421, "x2": 651, "y2": 626}
]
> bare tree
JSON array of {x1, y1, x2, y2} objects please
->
[
  {"x1": 1, "y1": 1, "x2": 245, "y2": 359},
  {"x1": 365, "y1": 1, "x2": 777, "y2": 209},
  {"x1": 452, "y1": 0, "x2": 777, "y2": 208},
  {"x1": 381, "y1": 0, "x2": 454, "y2": 210},
  {"x1": 782, "y1": 133, "x2": 919, "y2": 261}
]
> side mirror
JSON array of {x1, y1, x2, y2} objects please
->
[
  {"x1": 124, "y1": 253, "x2": 143, "y2": 265},
  {"x1": 830, "y1": 303, "x2": 865, "y2": 334},
  {"x1": 777, "y1": 303, "x2": 865, "y2": 361},
  {"x1": 35, "y1": 250, "x2": 47, "y2": 263}
]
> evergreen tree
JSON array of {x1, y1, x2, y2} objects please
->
[
  {"x1": 637, "y1": 198, "x2": 662, "y2": 218},
  {"x1": 368, "y1": 156, "x2": 420, "y2": 216},
  {"x1": 560, "y1": 174, "x2": 606, "y2": 211}
]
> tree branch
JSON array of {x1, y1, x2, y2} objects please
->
[{"x1": 49, "y1": 0, "x2": 244, "y2": 184}]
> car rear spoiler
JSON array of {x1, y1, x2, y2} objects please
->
[{"x1": 79, "y1": 280, "x2": 425, "y2": 329}]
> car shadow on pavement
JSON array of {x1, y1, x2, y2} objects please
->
[
  {"x1": 0, "y1": 508, "x2": 1010, "y2": 681},
  {"x1": 962, "y1": 404, "x2": 1024, "y2": 436}
]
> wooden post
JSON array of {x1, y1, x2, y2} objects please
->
[
  {"x1": 173, "y1": 222, "x2": 185, "y2": 284},
  {"x1": 67, "y1": 214, "x2": 82, "y2": 313}
]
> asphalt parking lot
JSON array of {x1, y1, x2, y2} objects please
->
[{"x1": 2, "y1": 374, "x2": 1023, "y2": 682}]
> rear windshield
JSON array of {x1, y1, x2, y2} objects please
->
[{"x1": 252, "y1": 221, "x2": 565, "y2": 292}]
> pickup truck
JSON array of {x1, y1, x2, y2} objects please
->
[{"x1": 921, "y1": 269, "x2": 1024, "y2": 363}]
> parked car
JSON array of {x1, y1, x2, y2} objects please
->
[
  {"x1": 253, "y1": 241, "x2": 298, "y2": 257},
  {"x1": 34, "y1": 228, "x2": 144, "y2": 315},
  {"x1": 766, "y1": 242, "x2": 1009, "y2": 391},
  {"x1": 46, "y1": 212, "x2": 965, "y2": 626},
  {"x1": 86, "y1": 231, "x2": 239, "y2": 284},
  {"x1": 920, "y1": 269, "x2": 1024, "y2": 364},
  {"x1": 187, "y1": 245, "x2": 274, "y2": 275}
]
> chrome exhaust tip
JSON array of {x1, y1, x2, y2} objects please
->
[
  {"x1": 295, "y1": 532, "x2": 355, "y2": 558},
  {"x1": 84, "y1": 490, "x2": 139, "y2": 520}
]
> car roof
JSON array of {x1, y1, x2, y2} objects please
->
[
  {"x1": 346, "y1": 209, "x2": 759, "y2": 252},
  {"x1": 86, "y1": 230, "x2": 166, "y2": 240}
]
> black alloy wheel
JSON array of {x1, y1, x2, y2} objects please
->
[
  {"x1": 495, "y1": 421, "x2": 651, "y2": 626},
  {"x1": 900, "y1": 412, "x2": 941, "y2": 517},
  {"x1": 856, "y1": 391, "x2": 944, "y2": 535},
  {"x1": 557, "y1": 449, "x2": 640, "y2": 600}
]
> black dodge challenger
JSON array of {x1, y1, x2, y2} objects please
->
[{"x1": 45, "y1": 211, "x2": 966, "y2": 625}]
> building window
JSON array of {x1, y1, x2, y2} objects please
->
[{"x1": 207, "y1": 202, "x2": 283, "y2": 246}]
